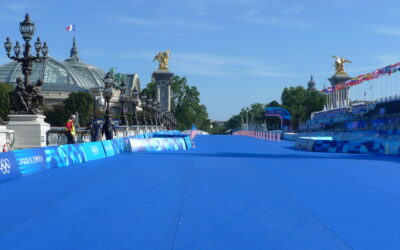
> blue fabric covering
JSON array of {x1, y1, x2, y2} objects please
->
[{"x1": 1, "y1": 135, "x2": 400, "y2": 249}]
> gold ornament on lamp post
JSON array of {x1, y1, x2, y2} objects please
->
[
  {"x1": 332, "y1": 56, "x2": 352, "y2": 75},
  {"x1": 153, "y1": 49, "x2": 170, "y2": 70}
]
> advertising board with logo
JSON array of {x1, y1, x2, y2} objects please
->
[
  {"x1": 102, "y1": 140, "x2": 118, "y2": 158},
  {"x1": 13, "y1": 148, "x2": 47, "y2": 176},
  {"x1": 44, "y1": 144, "x2": 86, "y2": 168},
  {"x1": 128, "y1": 137, "x2": 187, "y2": 152},
  {"x1": 0, "y1": 152, "x2": 21, "y2": 183},
  {"x1": 112, "y1": 138, "x2": 125, "y2": 153},
  {"x1": 81, "y1": 141, "x2": 107, "y2": 161},
  {"x1": 183, "y1": 136, "x2": 192, "y2": 149}
]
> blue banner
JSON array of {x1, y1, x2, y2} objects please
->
[
  {"x1": 80, "y1": 141, "x2": 107, "y2": 161},
  {"x1": 183, "y1": 136, "x2": 193, "y2": 149},
  {"x1": 129, "y1": 138, "x2": 187, "y2": 152},
  {"x1": 102, "y1": 140, "x2": 116, "y2": 158},
  {"x1": 13, "y1": 148, "x2": 47, "y2": 176},
  {"x1": 265, "y1": 107, "x2": 291, "y2": 120},
  {"x1": 44, "y1": 144, "x2": 85, "y2": 168},
  {"x1": 0, "y1": 152, "x2": 21, "y2": 183},
  {"x1": 102, "y1": 139, "x2": 124, "y2": 158},
  {"x1": 112, "y1": 138, "x2": 125, "y2": 154}
]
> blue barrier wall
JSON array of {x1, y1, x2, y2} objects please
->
[
  {"x1": 0, "y1": 131, "x2": 192, "y2": 184},
  {"x1": 0, "y1": 152, "x2": 20, "y2": 183}
]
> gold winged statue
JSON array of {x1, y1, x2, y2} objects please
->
[
  {"x1": 153, "y1": 50, "x2": 171, "y2": 70},
  {"x1": 332, "y1": 56, "x2": 352, "y2": 75}
]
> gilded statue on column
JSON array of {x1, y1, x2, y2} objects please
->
[
  {"x1": 153, "y1": 50, "x2": 170, "y2": 70},
  {"x1": 332, "y1": 56, "x2": 352, "y2": 75}
]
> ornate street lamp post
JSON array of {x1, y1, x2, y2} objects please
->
[
  {"x1": 131, "y1": 87, "x2": 139, "y2": 125},
  {"x1": 119, "y1": 81, "x2": 128, "y2": 126},
  {"x1": 102, "y1": 72, "x2": 114, "y2": 116},
  {"x1": 147, "y1": 98, "x2": 154, "y2": 125},
  {"x1": 140, "y1": 94, "x2": 147, "y2": 125},
  {"x1": 4, "y1": 14, "x2": 49, "y2": 114},
  {"x1": 4, "y1": 14, "x2": 48, "y2": 88},
  {"x1": 153, "y1": 101, "x2": 159, "y2": 126}
]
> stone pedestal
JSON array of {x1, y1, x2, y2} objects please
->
[
  {"x1": 328, "y1": 73, "x2": 351, "y2": 109},
  {"x1": 6, "y1": 114, "x2": 50, "y2": 149},
  {"x1": 152, "y1": 70, "x2": 173, "y2": 112}
]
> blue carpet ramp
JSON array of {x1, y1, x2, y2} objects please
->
[{"x1": 1, "y1": 135, "x2": 400, "y2": 249}]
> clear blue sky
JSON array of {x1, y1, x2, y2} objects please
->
[{"x1": 1, "y1": 0, "x2": 400, "y2": 120}]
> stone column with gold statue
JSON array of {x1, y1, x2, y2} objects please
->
[
  {"x1": 328, "y1": 56, "x2": 352, "y2": 109},
  {"x1": 152, "y1": 50, "x2": 173, "y2": 112}
]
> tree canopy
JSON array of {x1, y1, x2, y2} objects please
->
[
  {"x1": 63, "y1": 92, "x2": 94, "y2": 126},
  {"x1": 224, "y1": 86, "x2": 326, "y2": 131},
  {"x1": 281, "y1": 86, "x2": 325, "y2": 129},
  {"x1": 0, "y1": 83, "x2": 12, "y2": 121}
]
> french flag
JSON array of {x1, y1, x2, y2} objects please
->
[{"x1": 66, "y1": 24, "x2": 76, "y2": 31}]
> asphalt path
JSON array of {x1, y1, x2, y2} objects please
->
[{"x1": 1, "y1": 135, "x2": 400, "y2": 249}]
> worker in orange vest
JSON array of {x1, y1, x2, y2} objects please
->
[{"x1": 66, "y1": 114, "x2": 76, "y2": 144}]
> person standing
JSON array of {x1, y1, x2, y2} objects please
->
[
  {"x1": 102, "y1": 116, "x2": 116, "y2": 140},
  {"x1": 66, "y1": 114, "x2": 77, "y2": 144},
  {"x1": 87, "y1": 117, "x2": 100, "y2": 142}
]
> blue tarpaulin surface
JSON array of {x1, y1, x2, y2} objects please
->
[{"x1": 1, "y1": 135, "x2": 400, "y2": 249}]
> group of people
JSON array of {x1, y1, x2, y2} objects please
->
[{"x1": 65, "y1": 115, "x2": 116, "y2": 144}]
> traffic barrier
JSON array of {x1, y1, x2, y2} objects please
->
[
  {"x1": 0, "y1": 152, "x2": 21, "y2": 183},
  {"x1": 0, "y1": 131, "x2": 191, "y2": 184},
  {"x1": 128, "y1": 137, "x2": 187, "y2": 152}
]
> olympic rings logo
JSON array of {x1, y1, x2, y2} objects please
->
[{"x1": 0, "y1": 158, "x2": 11, "y2": 175}]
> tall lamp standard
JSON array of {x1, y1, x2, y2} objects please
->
[
  {"x1": 147, "y1": 98, "x2": 154, "y2": 125},
  {"x1": 153, "y1": 101, "x2": 160, "y2": 126},
  {"x1": 102, "y1": 72, "x2": 114, "y2": 117},
  {"x1": 131, "y1": 87, "x2": 139, "y2": 125},
  {"x1": 140, "y1": 94, "x2": 147, "y2": 125},
  {"x1": 119, "y1": 81, "x2": 128, "y2": 126},
  {"x1": 4, "y1": 14, "x2": 49, "y2": 88}
]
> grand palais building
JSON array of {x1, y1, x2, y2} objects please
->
[{"x1": 0, "y1": 38, "x2": 141, "y2": 108}]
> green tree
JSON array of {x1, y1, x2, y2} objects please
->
[
  {"x1": 141, "y1": 75, "x2": 210, "y2": 131},
  {"x1": 225, "y1": 114, "x2": 242, "y2": 131},
  {"x1": 281, "y1": 86, "x2": 326, "y2": 129},
  {"x1": 0, "y1": 83, "x2": 12, "y2": 121},
  {"x1": 44, "y1": 104, "x2": 67, "y2": 126},
  {"x1": 63, "y1": 92, "x2": 94, "y2": 126}
]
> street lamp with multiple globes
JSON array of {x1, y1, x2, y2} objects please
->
[
  {"x1": 102, "y1": 72, "x2": 114, "y2": 116},
  {"x1": 4, "y1": 14, "x2": 48, "y2": 88},
  {"x1": 140, "y1": 94, "x2": 147, "y2": 125},
  {"x1": 131, "y1": 87, "x2": 139, "y2": 125},
  {"x1": 147, "y1": 98, "x2": 154, "y2": 125}
]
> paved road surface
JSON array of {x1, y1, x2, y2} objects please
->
[{"x1": 1, "y1": 135, "x2": 400, "y2": 249}]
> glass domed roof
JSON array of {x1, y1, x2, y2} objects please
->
[
  {"x1": 63, "y1": 37, "x2": 105, "y2": 87},
  {"x1": 0, "y1": 37, "x2": 105, "y2": 91},
  {"x1": 0, "y1": 58, "x2": 99, "y2": 91}
]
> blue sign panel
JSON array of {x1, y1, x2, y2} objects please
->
[
  {"x1": 265, "y1": 107, "x2": 291, "y2": 120},
  {"x1": 13, "y1": 148, "x2": 47, "y2": 176},
  {"x1": 102, "y1": 140, "x2": 117, "y2": 158},
  {"x1": 183, "y1": 136, "x2": 193, "y2": 149},
  {"x1": 102, "y1": 138, "x2": 125, "y2": 157},
  {"x1": 44, "y1": 144, "x2": 85, "y2": 168},
  {"x1": 112, "y1": 138, "x2": 125, "y2": 154},
  {"x1": 129, "y1": 138, "x2": 187, "y2": 152},
  {"x1": 80, "y1": 141, "x2": 107, "y2": 161},
  {"x1": 0, "y1": 152, "x2": 21, "y2": 183}
]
